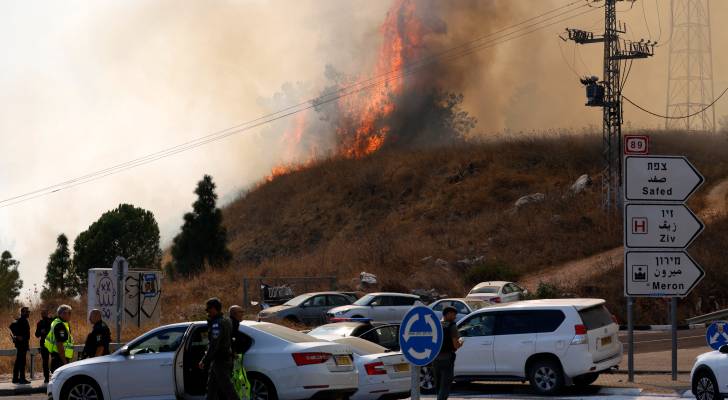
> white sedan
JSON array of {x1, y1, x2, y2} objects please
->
[
  {"x1": 466, "y1": 281, "x2": 527, "y2": 303},
  {"x1": 48, "y1": 321, "x2": 357, "y2": 400},
  {"x1": 327, "y1": 337, "x2": 411, "y2": 400},
  {"x1": 327, "y1": 293, "x2": 423, "y2": 323}
]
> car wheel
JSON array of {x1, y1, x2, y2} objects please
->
[
  {"x1": 420, "y1": 365, "x2": 436, "y2": 394},
  {"x1": 695, "y1": 370, "x2": 722, "y2": 400},
  {"x1": 572, "y1": 372, "x2": 599, "y2": 387},
  {"x1": 62, "y1": 378, "x2": 103, "y2": 400},
  {"x1": 249, "y1": 374, "x2": 278, "y2": 400},
  {"x1": 528, "y1": 359, "x2": 564, "y2": 395}
]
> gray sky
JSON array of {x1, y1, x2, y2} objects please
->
[{"x1": 0, "y1": 1, "x2": 725, "y2": 299}]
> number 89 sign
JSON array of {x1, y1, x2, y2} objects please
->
[{"x1": 624, "y1": 135, "x2": 649, "y2": 156}]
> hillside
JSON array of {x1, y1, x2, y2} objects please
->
[{"x1": 158, "y1": 131, "x2": 728, "y2": 326}]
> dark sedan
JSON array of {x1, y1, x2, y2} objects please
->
[{"x1": 257, "y1": 291, "x2": 355, "y2": 325}]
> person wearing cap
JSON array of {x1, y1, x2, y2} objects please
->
[
  {"x1": 34, "y1": 308, "x2": 52, "y2": 383},
  {"x1": 81, "y1": 309, "x2": 111, "y2": 359},
  {"x1": 9, "y1": 306, "x2": 31, "y2": 384},
  {"x1": 433, "y1": 306, "x2": 462, "y2": 400},
  {"x1": 198, "y1": 298, "x2": 237, "y2": 400}
]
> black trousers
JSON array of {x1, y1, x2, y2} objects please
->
[
  {"x1": 206, "y1": 360, "x2": 237, "y2": 400},
  {"x1": 433, "y1": 352, "x2": 456, "y2": 400},
  {"x1": 13, "y1": 347, "x2": 27, "y2": 381},
  {"x1": 50, "y1": 354, "x2": 66, "y2": 373},
  {"x1": 40, "y1": 347, "x2": 50, "y2": 381}
]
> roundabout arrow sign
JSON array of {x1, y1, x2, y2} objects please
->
[{"x1": 399, "y1": 306, "x2": 443, "y2": 366}]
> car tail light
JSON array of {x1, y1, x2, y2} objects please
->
[
  {"x1": 365, "y1": 361, "x2": 387, "y2": 375},
  {"x1": 491, "y1": 297, "x2": 501, "y2": 303},
  {"x1": 571, "y1": 324, "x2": 588, "y2": 345},
  {"x1": 292, "y1": 352, "x2": 331, "y2": 366},
  {"x1": 611, "y1": 314, "x2": 619, "y2": 324}
]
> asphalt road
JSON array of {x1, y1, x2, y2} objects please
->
[{"x1": 618, "y1": 329, "x2": 706, "y2": 353}]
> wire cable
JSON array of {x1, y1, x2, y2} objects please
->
[
  {"x1": 0, "y1": 1, "x2": 599, "y2": 208},
  {"x1": 623, "y1": 87, "x2": 728, "y2": 119}
]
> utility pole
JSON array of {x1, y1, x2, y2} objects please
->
[
  {"x1": 566, "y1": 0, "x2": 655, "y2": 212},
  {"x1": 665, "y1": 0, "x2": 716, "y2": 132}
]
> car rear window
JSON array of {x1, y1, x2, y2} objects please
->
[
  {"x1": 333, "y1": 337, "x2": 388, "y2": 355},
  {"x1": 308, "y1": 324, "x2": 359, "y2": 338},
  {"x1": 253, "y1": 323, "x2": 321, "y2": 343},
  {"x1": 578, "y1": 305, "x2": 613, "y2": 330}
]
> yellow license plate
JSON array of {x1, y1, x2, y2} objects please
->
[
  {"x1": 335, "y1": 355, "x2": 352, "y2": 366},
  {"x1": 394, "y1": 363, "x2": 410, "y2": 372},
  {"x1": 601, "y1": 336, "x2": 612, "y2": 346}
]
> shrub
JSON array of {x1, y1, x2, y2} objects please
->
[{"x1": 464, "y1": 260, "x2": 519, "y2": 285}]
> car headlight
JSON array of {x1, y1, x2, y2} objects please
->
[{"x1": 334, "y1": 311, "x2": 347, "y2": 316}]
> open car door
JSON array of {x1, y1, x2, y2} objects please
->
[{"x1": 174, "y1": 322, "x2": 209, "y2": 400}]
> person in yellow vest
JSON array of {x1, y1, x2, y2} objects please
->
[{"x1": 45, "y1": 304, "x2": 74, "y2": 372}]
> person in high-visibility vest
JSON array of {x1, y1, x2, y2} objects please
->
[
  {"x1": 229, "y1": 305, "x2": 251, "y2": 399},
  {"x1": 45, "y1": 304, "x2": 74, "y2": 372}
]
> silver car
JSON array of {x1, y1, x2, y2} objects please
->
[{"x1": 257, "y1": 292, "x2": 355, "y2": 325}]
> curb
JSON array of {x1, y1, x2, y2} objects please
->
[
  {"x1": 0, "y1": 385, "x2": 45, "y2": 396},
  {"x1": 605, "y1": 370, "x2": 692, "y2": 375}
]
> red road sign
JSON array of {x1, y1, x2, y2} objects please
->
[{"x1": 624, "y1": 135, "x2": 649, "y2": 155}]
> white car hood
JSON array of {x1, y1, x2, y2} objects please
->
[
  {"x1": 54, "y1": 354, "x2": 117, "y2": 374},
  {"x1": 329, "y1": 305, "x2": 366, "y2": 314}
]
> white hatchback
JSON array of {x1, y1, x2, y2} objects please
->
[
  {"x1": 327, "y1": 293, "x2": 423, "y2": 323},
  {"x1": 48, "y1": 321, "x2": 358, "y2": 400},
  {"x1": 421, "y1": 298, "x2": 622, "y2": 395},
  {"x1": 466, "y1": 281, "x2": 527, "y2": 303}
]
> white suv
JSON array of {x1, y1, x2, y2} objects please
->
[
  {"x1": 691, "y1": 346, "x2": 728, "y2": 400},
  {"x1": 421, "y1": 298, "x2": 622, "y2": 395}
]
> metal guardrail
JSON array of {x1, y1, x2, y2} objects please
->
[
  {"x1": 686, "y1": 308, "x2": 728, "y2": 325},
  {"x1": 0, "y1": 343, "x2": 124, "y2": 379}
]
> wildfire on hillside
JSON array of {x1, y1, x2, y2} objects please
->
[{"x1": 266, "y1": 0, "x2": 475, "y2": 182}]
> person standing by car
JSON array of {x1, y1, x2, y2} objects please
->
[
  {"x1": 81, "y1": 309, "x2": 111, "y2": 359},
  {"x1": 229, "y1": 305, "x2": 252, "y2": 399},
  {"x1": 434, "y1": 306, "x2": 462, "y2": 400},
  {"x1": 34, "y1": 308, "x2": 52, "y2": 383},
  {"x1": 198, "y1": 298, "x2": 237, "y2": 400},
  {"x1": 45, "y1": 305, "x2": 74, "y2": 372},
  {"x1": 9, "y1": 306, "x2": 31, "y2": 384}
]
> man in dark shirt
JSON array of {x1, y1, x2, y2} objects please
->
[
  {"x1": 433, "y1": 306, "x2": 461, "y2": 400},
  {"x1": 82, "y1": 309, "x2": 111, "y2": 359},
  {"x1": 34, "y1": 309, "x2": 52, "y2": 383},
  {"x1": 198, "y1": 298, "x2": 237, "y2": 400},
  {"x1": 9, "y1": 307, "x2": 30, "y2": 384}
]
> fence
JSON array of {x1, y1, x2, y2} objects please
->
[{"x1": 0, "y1": 343, "x2": 124, "y2": 380}]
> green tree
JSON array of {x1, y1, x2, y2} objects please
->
[
  {"x1": 171, "y1": 175, "x2": 232, "y2": 275},
  {"x1": 42, "y1": 234, "x2": 78, "y2": 299},
  {"x1": 73, "y1": 204, "x2": 162, "y2": 288},
  {"x1": 0, "y1": 251, "x2": 23, "y2": 307}
]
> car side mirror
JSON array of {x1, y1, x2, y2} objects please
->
[
  {"x1": 720, "y1": 345, "x2": 728, "y2": 354},
  {"x1": 119, "y1": 346, "x2": 130, "y2": 356}
]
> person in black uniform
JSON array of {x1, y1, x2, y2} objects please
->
[
  {"x1": 9, "y1": 307, "x2": 30, "y2": 384},
  {"x1": 433, "y1": 306, "x2": 462, "y2": 400},
  {"x1": 198, "y1": 298, "x2": 237, "y2": 400},
  {"x1": 34, "y1": 309, "x2": 52, "y2": 383},
  {"x1": 81, "y1": 309, "x2": 111, "y2": 359},
  {"x1": 228, "y1": 305, "x2": 251, "y2": 354}
]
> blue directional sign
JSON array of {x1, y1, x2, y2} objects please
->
[
  {"x1": 399, "y1": 306, "x2": 443, "y2": 366},
  {"x1": 706, "y1": 321, "x2": 728, "y2": 350}
]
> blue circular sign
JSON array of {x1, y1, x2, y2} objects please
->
[
  {"x1": 706, "y1": 321, "x2": 728, "y2": 350},
  {"x1": 399, "y1": 306, "x2": 444, "y2": 366}
]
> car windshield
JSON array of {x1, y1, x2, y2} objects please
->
[
  {"x1": 333, "y1": 337, "x2": 388, "y2": 355},
  {"x1": 353, "y1": 294, "x2": 375, "y2": 306},
  {"x1": 283, "y1": 294, "x2": 311, "y2": 306},
  {"x1": 465, "y1": 300, "x2": 488, "y2": 310},
  {"x1": 471, "y1": 286, "x2": 499, "y2": 294},
  {"x1": 308, "y1": 324, "x2": 358, "y2": 338},
  {"x1": 252, "y1": 323, "x2": 321, "y2": 343}
]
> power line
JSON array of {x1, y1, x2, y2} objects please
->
[
  {"x1": 0, "y1": 1, "x2": 599, "y2": 209},
  {"x1": 624, "y1": 86, "x2": 728, "y2": 119}
]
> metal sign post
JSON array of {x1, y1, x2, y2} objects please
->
[
  {"x1": 624, "y1": 152, "x2": 705, "y2": 382},
  {"x1": 399, "y1": 306, "x2": 443, "y2": 400}
]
